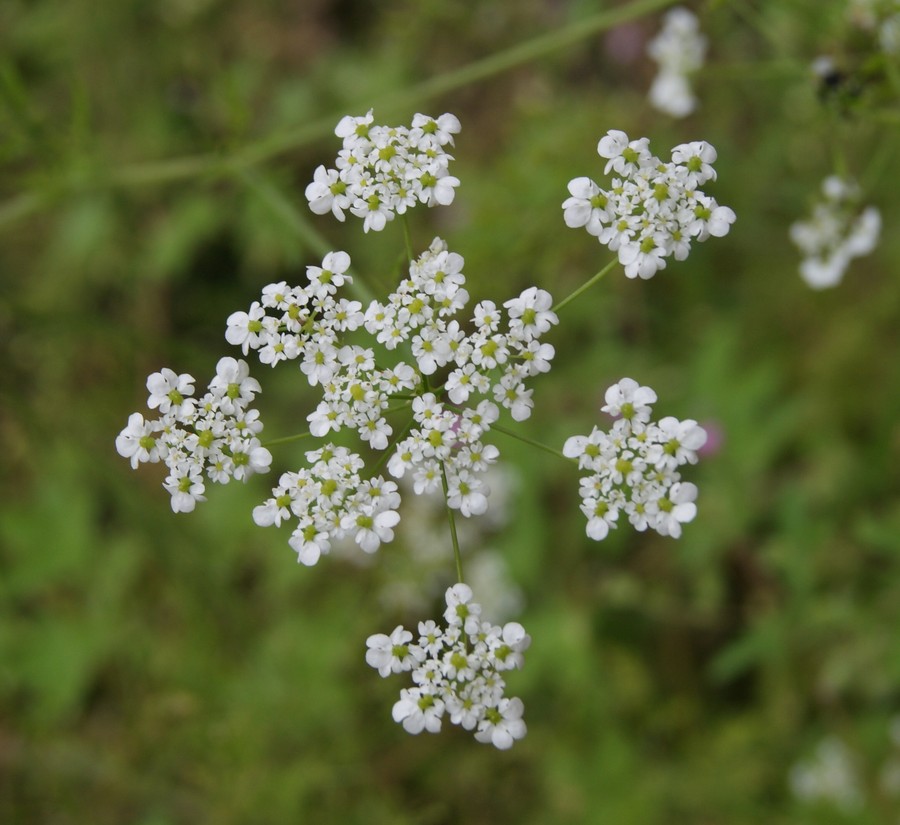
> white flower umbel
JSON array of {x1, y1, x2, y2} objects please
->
[
  {"x1": 305, "y1": 110, "x2": 461, "y2": 232},
  {"x1": 563, "y1": 378, "x2": 707, "y2": 541},
  {"x1": 116, "y1": 357, "x2": 272, "y2": 512},
  {"x1": 563, "y1": 131, "x2": 735, "y2": 279},
  {"x1": 244, "y1": 236, "x2": 557, "y2": 559},
  {"x1": 790, "y1": 175, "x2": 881, "y2": 289},
  {"x1": 646, "y1": 7, "x2": 707, "y2": 117},
  {"x1": 367, "y1": 583, "x2": 530, "y2": 749}
]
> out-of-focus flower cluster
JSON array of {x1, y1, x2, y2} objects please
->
[
  {"x1": 366, "y1": 583, "x2": 530, "y2": 749},
  {"x1": 562, "y1": 130, "x2": 735, "y2": 279},
  {"x1": 790, "y1": 175, "x2": 881, "y2": 289},
  {"x1": 243, "y1": 236, "x2": 557, "y2": 560},
  {"x1": 790, "y1": 737, "x2": 864, "y2": 813},
  {"x1": 115, "y1": 358, "x2": 272, "y2": 512},
  {"x1": 305, "y1": 110, "x2": 461, "y2": 232},
  {"x1": 647, "y1": 7, "x2": 707, "y2": 117},
  {"x1": 563, "y1": 378, "x2": 707, "y2": 540},
  {"x1": 848, "y1": 0, "x2": 900, "y2": 54},
  {"x1": 790, "y1": 720, "x2": 900, "y2": 813}
]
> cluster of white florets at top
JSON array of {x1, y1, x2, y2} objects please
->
[
  {"x1": 563, "y1": 378, "x2": 707, "y2": 541},
  {"x1": 236, "y1": 237, "x2": 558, "y2": 563},
  {"x1": 305, "y1": 110, "x2": 461, "y2": 232},
  {"x1": 366, "y1": 583, "x2": 530, "y2": 749},
  {"x1": 789, "y1": 175, "x2": 881, "y2": 290},
  {"x1": 646, "y1": 7, "x2": 707, "y2": 118},
  {"x1": 115, "y1": 358, "x2": 273, "y2": 513},
  {"x1": 563, "y1": 130, "x2": 735, "y2": 279}
]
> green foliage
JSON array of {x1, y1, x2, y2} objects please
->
[{"x1": 3, "y1": 0, "x2": 900, "y2": 822}]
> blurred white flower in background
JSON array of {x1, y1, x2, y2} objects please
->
[
  {"x1": 646, "y1": 7, "x2": 707, "y2": 117},
  {"x1": 790, "y1": 175, "x2": 881, "y2": 289}
]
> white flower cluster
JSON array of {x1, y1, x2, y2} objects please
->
[
  {"x1": 305, "y1": 110, "x2": 461, "y2": 232},
  {"x1": 563, "y1": 130, "x2": 735, "y2": 279},
  {"x1": 253, "y1": 444, "x2": 399, "y2": 565},
  {"x1": 563, "y1": 378, "x2": 707, "y2": 540},
  {"x1": 115, "y1": 358, "x2": 272, "y2": 512},
  {"x1": 646, "y1": 7, "x2": 707, "y2": 118},
  {"x1": 366, "y1": 583, "x2": 530, "y2": 749},
  {"x1": 789, "y1": 737, "x2": 864, "y2": 813},
  {"x1": 237, "y1": 236, "x2": 558, "y2": 559},
  {"x1": 789, "y1": 175, "x2": 881, "y2": 289}
]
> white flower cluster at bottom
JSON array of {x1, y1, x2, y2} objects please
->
[{"x1": 366, "y1": 583, "x2": 530, "y2": 749}]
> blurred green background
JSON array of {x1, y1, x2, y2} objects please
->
[{"x1": 3, "y1": 0, "x2": 900, "y2": 822}]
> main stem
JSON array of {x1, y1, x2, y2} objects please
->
[
  {"x1": 401, "y1": 214, "x2": 414, "y2": 264},
  {"x1": 490, "y1": 421, "x2": 571, "y2": 462},
  {"x1": 552, "y1": 257, "x2": 617, "y2": 314},
  {"x1": 439, "y1": 462, "x2": 465, "y2": 583},
  {"x1": 262, "y1": 432, "x2": 314, "y2": 448}
]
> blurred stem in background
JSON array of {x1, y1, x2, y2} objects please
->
[{"x1": 0, "y1": 0, "x2": 678, "y2": 231}]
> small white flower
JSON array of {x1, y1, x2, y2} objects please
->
[
  {"x1": 444, "y1": 583, "x2": 482, "y2": 634},
  {"x1": 446, "y1": 469, "x2": 490, "y2": 518},
  {"x1": 343, "y1": 508, "x2": 401, "y2": 553},
  {"x1": 116, "y1": 413, "x2": 161, "y2": 469},
  {"x1": 656, "y1": 481, "x2": 698, "y2": 538},
  {"x1": 146, "y1": 368, "x2": 196, "y2": 419},
  {"x1": 164, "y1": 464, "x2": 206, "y2": 513},
  {"x1": 289, "y1": 524, "x2": 332, "y2": 566},
  {"x1": 392, "y1": 687, "x2": 444, "y2": 735},
  {"x1": 602, "y1": 378, "x2": 657, "y2": 422},
  {"x1": 366, "y1": 626, "x2": 423, "y2": 677},
  {"x1": 474, "y1": 696, "x2": 527, "y2": 750},
  {"x1": 225, "y1": 302, "x2": 269, "y2": 355}
]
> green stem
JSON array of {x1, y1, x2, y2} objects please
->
[
  {"x1": 727, "y1": 0, "x2": 788, "y2": 55},
  {"x1": 553, "y1": 257, "x2": 617, "y2": 314},
  {"x1": 861, "y1": 132, "x2": 898, "y2": 192},
  {"x1": 440, "y1": 462, "x2": 465, "y2": 583},
  {"x1": 490, "y1": 421, "x2": 571, "y2": 462},
  {"x1": 371, "y1": 0, "x2": 679, "y2": 117},
  {"x1": 401, "y1": 213, "x2": 414, "y2": 264},
  {"x1": 0, "y1": 0, "x2": 678, "y2": 230},
  {"x1": 263, "y1": 431, "x2": 314, "y2": 448},
  {"x1": 385, "y1": 401, "x2": 415, "y2": 414}
]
